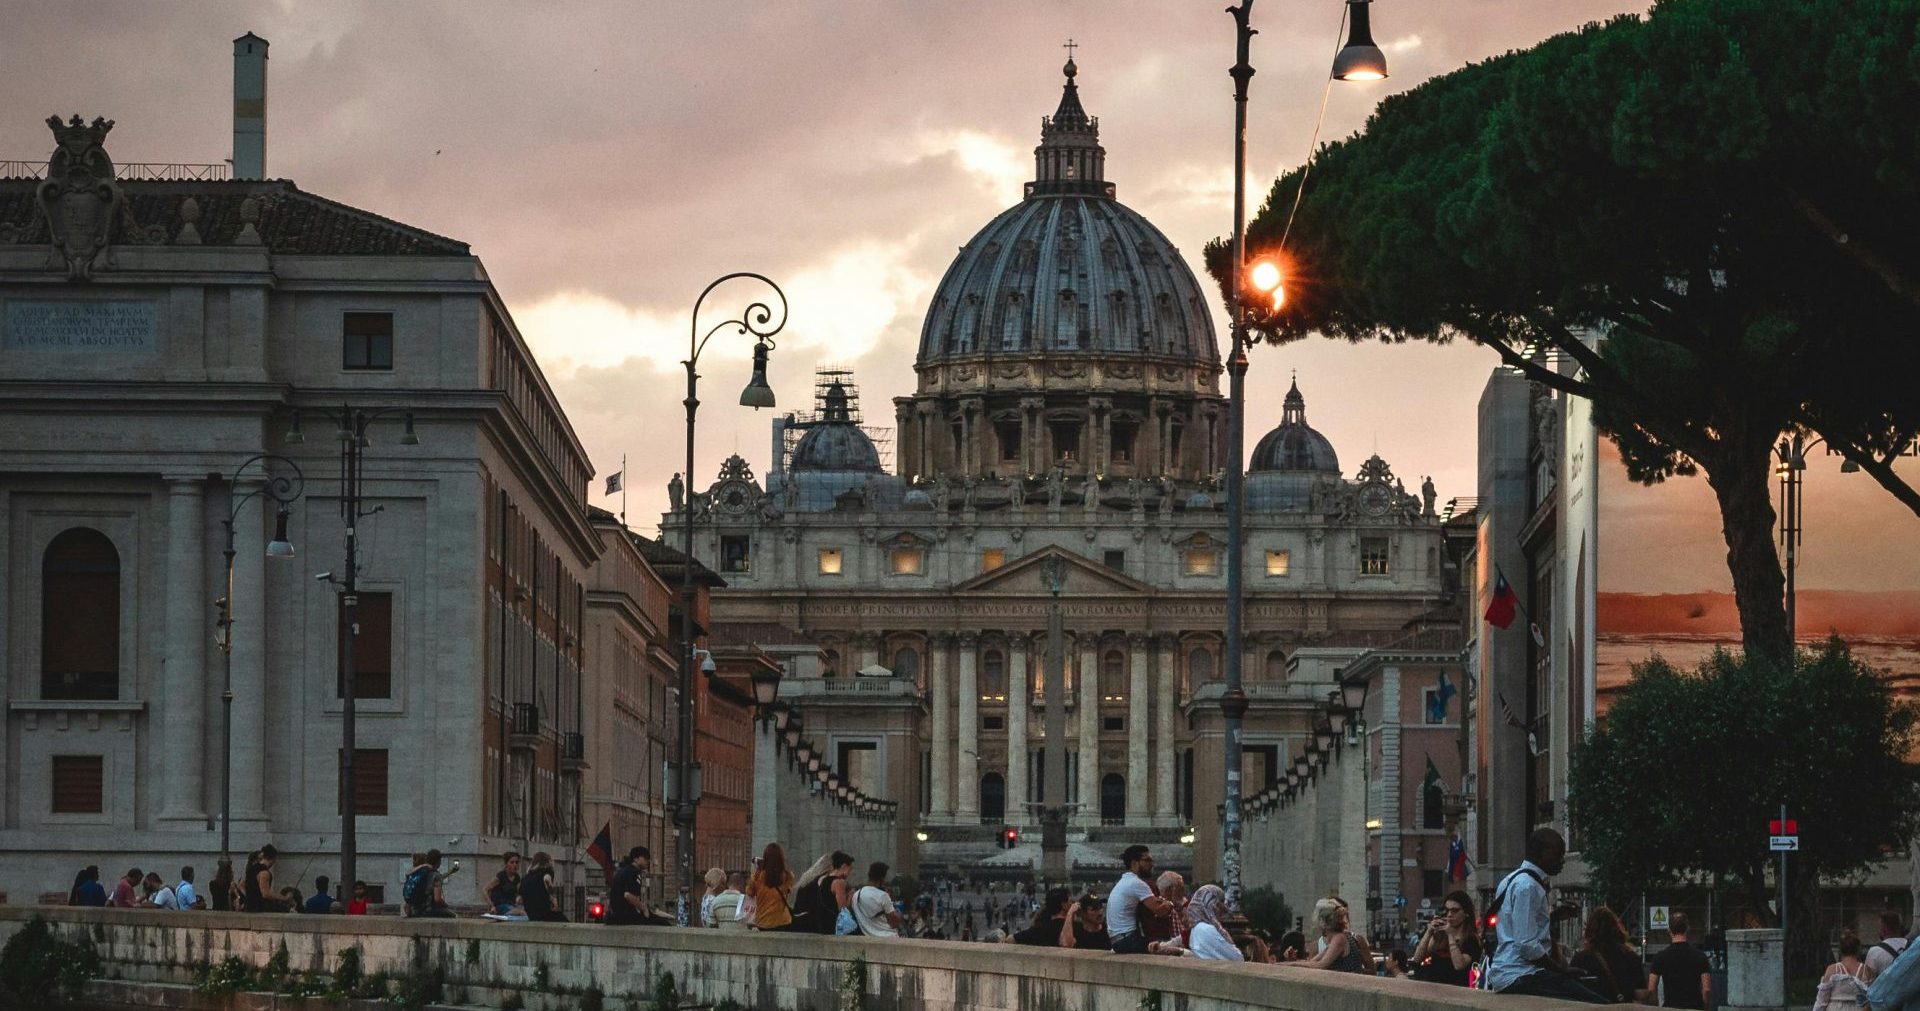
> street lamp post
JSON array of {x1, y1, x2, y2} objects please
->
[
  {"x1": 285, "y1": 404, "x2": 420, "y2": 903},
  {"x1": 675, "y1": 272, "x2": 786, "y2": 925},
  {"x1": 1039, "y1": 553, "x2": 1070, "y2": 883},
  {"x1": 1219, "y1": 0, "x2": 1387, "y2": 916},
  {"x1": 214, "y1": 455, "x2": 303, "y2": 866}
]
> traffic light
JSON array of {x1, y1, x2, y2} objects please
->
[{"x1": 1002, "y1": 826, "x2": 1018, "y2": 849}]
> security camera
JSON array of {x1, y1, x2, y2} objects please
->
[{"x1": 695, "y1": 648, "x2": 717, "y2": 675}]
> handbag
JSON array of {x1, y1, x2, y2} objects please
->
[{"x1": 836, "y1": 906, "x2": 860, "y2": 935}]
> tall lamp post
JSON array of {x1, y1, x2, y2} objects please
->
[
  {"x1": 1039, "y1": 553, "x2": 1070, "y2": 883},
  {"x1": 1220, "y1": 0, "x2": 1387, "y2": 915},
  {"x1": 213, "y1": 455, "x2": 303, "y2": 865},
  {"x1": 675, "y1": 273, "x2": 787, "y2": 925},
  {"x1": 286, "y1": 404, "x2": 421, "y2": 902},
  {"x1": 1774, "y1": 432, "x2": 1859, "y2": 638}
]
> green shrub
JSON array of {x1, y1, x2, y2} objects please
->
[
  {"x1": 193, "y1": 955, "x2": 256, "y2": 995},
  {"x1": 0, "y1": 916, "x2": 101, "y2": 1006}
]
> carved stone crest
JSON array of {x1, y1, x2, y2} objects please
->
[{"x1": 36, "y1": 115, "x2": 125, "y2": 280}]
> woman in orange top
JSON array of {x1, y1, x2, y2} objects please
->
[{"x1": 745, "y1": 842, "x2": 795, "y2": 931}]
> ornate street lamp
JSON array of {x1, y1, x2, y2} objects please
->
[
  {"x1": 750, "y1": 664, "x2": 783, "y2": 712},
  {"x1": 673, "y1": 272, "x2": 788, "y2": 924},
  {"x1": 213, "y1": 454, "x2": 303, "y2": 866},
  {"x1": 1332, "y1": 0, "x2": 1389, "y2": 82}
]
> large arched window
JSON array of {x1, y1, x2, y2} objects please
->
[
  {"x1": 42, "y1": 527, "x2": 120, "y2": 700},
  {"x1": 1100, "y1": 773, "x2": 1126, "y2": 825},
  {"x1": 892, "y1": 646, "x2": 920, "y2": 683},
  {"x1": 1100, "y1": 649, "x2": 1126, "y2": 702},
  {"x1": 981, "y1": 772, "x2": 1006, "y2": 822},
  {"x1": 1264, "y1": 650, "x2": 1288, "y2": 683},
  {"x1": 1187, "y1": 647, "x2": 1215, "y2": 690},
  {"x1": 982, "y1": 649, "x2": 1006, "y2": 700}
]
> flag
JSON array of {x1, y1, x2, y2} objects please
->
[
  {"x1": 1448, "y1": 835, "x2": 1474, "y2": 882},
  {"x1": 586, "y1": 822, "x2": 615, "y2": 885},
  {"x1": 1484, "y1": 569, "x2": 1518, "y2": 629},
  {"x1": 1428, "y1": 671, "x2": 1457, "y2": 723},
  {"x1": 1423, "y1": 757, "x2": 1443, "y2": 792},
  {"x1": 604, "y1": 471, "x2": 623, "y2": 496},
  {"x1": 1529, "y1": 621, "x2": 1547, "y2": 649}
]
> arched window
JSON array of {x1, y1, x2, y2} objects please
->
[
  {"x1": 1101, "y1": 649, "x2": 1126, "y2": 702},
  {"x1": 822, "y1": 648, "x2": 841, "y2": 679},
  {"x1": 1264, "y1": 650, "x2": 1287, "y2": 683},
  {"x1": 1187, "y1": 647, "x2": 1214, "y2": 687},
  {"x1": 892, "y1": 646, "x2": 920, "y2": 683},
  {"x1": 982, "y1": 649, "x2": 1006, "y2": 699},
  {"x1": 1100, "y1": 773, "x2": 1126, "y2": 825},
  {"x1": 981, "y1": 772, "x2": 1006, "y2": 822},
  {"x1": 42, "y1": 527, "x2": 120, "y2": 700}
]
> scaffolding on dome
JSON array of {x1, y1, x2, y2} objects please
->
[{"x1": 779, "y1": 364, "x2": 894, "y2": 470}]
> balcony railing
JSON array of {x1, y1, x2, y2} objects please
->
[{"x1": 0, "y1": 160, "x2": 233, "y2": 181}]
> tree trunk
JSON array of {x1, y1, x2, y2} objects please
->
[
  {"x1": 1702, "y1": 444, "x2": 1793, "y2": 670},
  {"x1": 1787, "y1": 862, "x2": 1825, "y2": 978}
]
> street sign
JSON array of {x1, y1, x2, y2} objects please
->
[
  {"x1": 1769, "y1": 819, "x2": 1800, "y2": 835},
  {"x1": 1650, "y1": 906, "x2": 1670, "y2": 931},
  {"x1": 1770, "y1": 835, "x2": 1800, "y2": 851}
]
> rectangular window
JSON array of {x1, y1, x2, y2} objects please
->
[
  {"x1": 1050, "y1": 420, "x2": 1081, "y2": 463},
  {"x1": 338, "y1": 592, "x2": 393, "y2": 699},
  {"x1": 981, "y1": 548, "x2": 1005, "y2": 572},
  {"x1": 342, "y1": 312, "x2": 394, "y2": 371},
  {"x1": 1102, "y1": 716, "x2": 1124, "y2": 732},
  {"x1": 720, "y1": 535, "x2": 751, "y2": 573},
  {"x1": 1103, "y1": 549, "x2": 1126, "y2": 571},
  {"x1": 983, "y1": 716, "x2": 1005, "y2": 731},
  {"x1": 1184, "y1": 549, "x2": 1217, "y2": 576},
  {"x1": 339, "y1": 748, "x2": 390, "y2": 816},
  {"x1": 1111, "y1": 421, "x2": 1136, "y2": 464},
  {"x1": 889, "y1": 546, "x2": 925, "y2": 575},
  {"x1": 1360, "y1": 537, "x2": 1390, "y2": 576},
  {"x1": 1424, "y1": 689, "x2": 1446, "y2": 725},
  {"x1": 817, "y1": 548, "x2": 843, "y2": 575},
  {"x1": 1265, "y1": 549, "x2": 1291, "y2": 577},
  {"x1": 51, "y1": 755, "x2": 104, "y2": 814}
]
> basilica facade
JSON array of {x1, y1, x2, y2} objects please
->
[{"x1": 670, "y1": 61, "x2": 1456, "y2": 880}]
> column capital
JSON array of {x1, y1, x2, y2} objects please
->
[
  {"x1": 1127, "y1": 631, "x2": 1153, "y2": 649},
  {"x1": 854, "y1": 631, "x2": 883, "y2": 649},
  {"x1": 929, "y1": 630, "x2": 955, "y2": 646},
  {"x1": 957, "y1": 630, "x2": 980, "y2": 648},
  {"x1": 1008, "y1": 635, "x2": 1030, "y2": 657},
  {"x1": 164, "y1": 474, "x2": 207, "y2": 490}
]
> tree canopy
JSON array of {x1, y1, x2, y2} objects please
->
[
  {"x1": 1216, "y1": 0, "x2": 1920, "y2": 666},
  {"x1": 1569, "y1": 640, "x2": 1919, "y2": 968}
]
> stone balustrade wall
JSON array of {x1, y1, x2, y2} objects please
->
[{"x1": 0, "y1": 908, "x2": 1583, "y2": 1011}]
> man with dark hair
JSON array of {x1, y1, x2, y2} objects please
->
[
  {"x1": 405, "y1": 850, "x2": 455, "y2": 918},
  {"x1": 1869, "y1": 911, "x2": 1910, "y2": 977},
  {"x1": 302, "y1": 875, "x2": 335, "y2": 914},
  {"x1": 1486, "y1": 828, "x2": 1605, "y2": 1002},
  {"x1": 851, "y1": 862, "x2": 901, "y2": 938},
  {"x1": 1107, "y1": 845, "x2": 1171, "y2": 955},
  {"x1": 608, "y1": 846, "x2": 670, "y2": 925},
  {"x1": 1649, "y1": 911, "x2": 1712, "y2": 1008}
]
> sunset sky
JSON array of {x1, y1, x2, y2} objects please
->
[{"x1": 6, "y1": 1, "x2": 1914, "y2": 593}]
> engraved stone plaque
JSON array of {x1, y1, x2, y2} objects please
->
[{"x1": 3, "y1": 299, "x2": 157, "y2": 351}]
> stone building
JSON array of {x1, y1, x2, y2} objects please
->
[
  {"x1": 668, "y1": 60, "x2": 1457, "y2": 880},
  {"x1": 0, "y1": 107, "x2": 593, "y2": 904}
]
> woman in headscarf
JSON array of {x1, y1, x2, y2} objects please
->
[{"x1": 1183, "y1": 885, "x2": 1244, "y2": 961}]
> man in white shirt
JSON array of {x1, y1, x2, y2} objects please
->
[
  {"x1": 1869, "y1": 912, "x2": 1911, "y2": 977},
  {"x1": 1107, "y1": 845, "x2": 1171, "y2": 955},
  {"x1": 851, "y1": 862, "x2": 902, "y2": 938},
  {"x1": 174, "y1": 866, "x2": 200, "y2": 910},
  {"x1": 146, "y1": 872, "x2": 179, "y2": 910},
  {"x1": 1487, "y1": 828, "x2": 1605, "y2": 1003}
]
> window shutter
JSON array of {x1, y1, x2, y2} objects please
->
[{"x1": 52, "y1": 755, "x2": 104, "y2": 813}]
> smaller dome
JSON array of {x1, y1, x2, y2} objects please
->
[
  {"x1": 1250, "y1": 378, "x2": 1339, "y2": 474},
  {"x1": 789, "y1": 382, "x2": 884, "y2": 473}
]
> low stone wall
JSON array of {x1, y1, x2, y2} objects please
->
[{"x1": 0, "y1": 908, "x2": 1583, "y2": 1011}]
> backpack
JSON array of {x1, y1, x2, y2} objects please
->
[
  {"x1": 1473, "y1": 866, "x2": 1547, "y2": 989},
  {"x1": 402, "y1": 866, "x2": 434, "y2": 913}
]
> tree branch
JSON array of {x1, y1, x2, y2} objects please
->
[
  {"x1": 1781, "y1": 183, "x2": 1920, "y2": 311},
  {"x1": 1800, "y1": 419, "x2": 1920, "y2": 520},
  {"x1": 1478, "y1": 336, "x2": 1606, "y2": 401}
]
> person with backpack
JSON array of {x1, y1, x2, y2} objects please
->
[
  {"x1": 1868, "y1": 912, "x2": 1910, "y2": 977},
  {"x1": 851, "y1": 862, "x2": 901, "y2": 938},
  {"x1": 791, "y1": 851, "x2": 851, "y2": 935},
  {"x1": 403, "y1": 850, "x2": 455, "y2": 918},
  {"x1": 1484, "y1": 828, "x2": 1606, "y2": 1003},
  {"x1": 1814, "y1": 931, "x2": 1876, "y2": 1011}
]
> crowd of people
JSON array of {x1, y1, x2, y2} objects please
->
[{"x1": 71, "y1": 828, "x2": 1915, "y2": 1010}]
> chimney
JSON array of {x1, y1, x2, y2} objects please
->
[{"x1": 232, "y1": 32, "x2": 268, "y2": 179}]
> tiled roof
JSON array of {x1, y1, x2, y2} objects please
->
[{"x1": 0, "y1": 178, "x2": 468, "y2": 256}]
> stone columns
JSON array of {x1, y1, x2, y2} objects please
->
[
  {"x1": 1076, "y1": 635, "x2": 1099, "y2": 825},
  {"x1": 1155, "y1": 634, "x2": 1177, "y2": 823},
  {"x1": 228, "y1": 479, "x2": 268, "y2": 822},
  {"x1": 929, "y1": 633, "x2": 953, "y2": 822},
  {"x1": 753, "y1": 720, "x2": 784, "y2": 851},
  {"x1": 1093, "y1": 398, "x2": 1113, "y2": 475},
  {"x1": 1126, "y1": 633, "x2": 1150, "y2": 825},
  {"x1": 1007, "y1": 638, "x2": 1030, "y2": 828},
  {"x1": 161, "y1": 477, "x2": 208, "y2": 821},
  {"x1": 1021, "y1": 397, "x2": 1043, "y2": 476},
  {"x1": 1379, "y1": 665, "x2": 1404, "y2": 924},
  {"x1": 956, "y1": 632, "x2": 980, "y2": 822}
]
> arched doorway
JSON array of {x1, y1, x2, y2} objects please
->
[
  {"x1": 981, "y1": 772, "x2": 1005, "y2": 823},
  {"x1": 42, "y1": 527, "x2": 120, "y2": 700},
  {"x1": 1100, "y1": 773, "x2": 1126, "y2": 825}
]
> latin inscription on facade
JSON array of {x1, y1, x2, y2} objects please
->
[{"x1": 3, "y1": 300, "x2": 157, "y2": 351}]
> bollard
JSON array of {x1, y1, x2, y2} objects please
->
[{"x1": 1723, "y1": 928, "x2": 1785, "y2": 1011}]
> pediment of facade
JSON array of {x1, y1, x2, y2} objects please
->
[{"x1": 949, "y1": 544, "x2": 1154, "y2": 596}]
